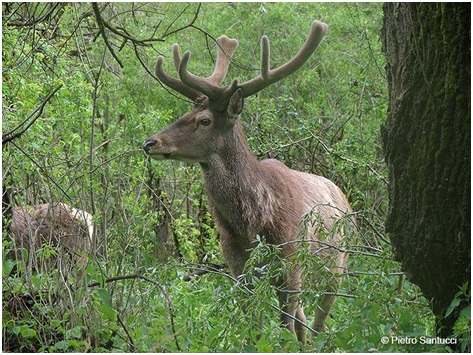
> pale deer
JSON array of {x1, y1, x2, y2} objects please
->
[
  {"x1": 143, "y1": 20, "x2": 353, "y2": 342},
  {"x1": 8, "y1": 202, "x2": 93, "y2": 278}
]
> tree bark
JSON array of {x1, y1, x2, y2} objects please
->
[{"x1": 382, "y1": 2, "x2": 470, "y2": 338}]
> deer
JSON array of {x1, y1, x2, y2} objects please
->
[
  {"x1": 7, "y1": 202, "x2": 93, "y2": 279},
  {"x1": 143, "y1": 20, "x2": 354, "y2": 343}
]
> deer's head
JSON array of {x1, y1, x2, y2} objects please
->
[{"x1": 143, "y1": 20, "x2": 328, "y2": 164}]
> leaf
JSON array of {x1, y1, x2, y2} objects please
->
[
  {"x1": 20, "y1": 326, "x2": 37, "y2": 338},
  {"x1": 54, "y1": 340, "x2": 67, "y2": 350},
  {"x1": 445, "y1": 298, "x2": 460, "y2": 318},
  {"x1": 256, "y1": 337, "x2": 273, "y2": 352},
  {"x1": 66, "y1": 326, "x2": 83, "y2": 339},
  {"x1": 459, "y1": 305, "x2": 470, "y2": 319},
  {"x1": 2, "y1": 259, "x2": 16, "y2": 277},
  {"x1": 95, "y1": 288, "x2": 116, "y2": 321}
]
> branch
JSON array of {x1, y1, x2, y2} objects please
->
[
  {"x1": 2, "y1": 84, "x2": 63, "y2": 146},
  {"x1": 117, "y1": 314, "x2": 137, "y2": 351},
  {"x1": 93, "y1": 2, "x2": 176, "y2": 71},
  {"x1": 102, "y1": 19, "x2": 165, "y2": 46},
  {"x1": 92, "y1": 3, "x2": 124, "y2": 68},
  {"x1": 87, "y1": 273, "x2": 140, "y2": 288},
  {"x1": 161, "y1": 3, "x2": 201, "y2": 39},
  {"x1": 4, "y1": 3, "x2": 63, "y2": 28},
  {"x1": 9, "y1": 140, "x2": 72, "y2": 201},
  {"x1": 182, "y1": 262, "x2": 226, "y2": 281}
]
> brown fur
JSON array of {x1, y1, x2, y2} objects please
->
[{"x1": 7, "y1": 202, "x2": 93, "y2": 277}]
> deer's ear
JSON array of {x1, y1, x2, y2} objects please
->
[{"x1": 227, "y1": 89, "x2": 244, "y2": 123}]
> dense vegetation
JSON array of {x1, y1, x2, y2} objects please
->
[{"x1": 2, "y1": 3, "x2": 468, "y2": 352}]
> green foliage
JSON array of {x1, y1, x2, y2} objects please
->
[
  {"x1": 449, "y1": 283, "x2": 471, "y2": 352},
  {"x1": 3, "y1": 2, "x2": 461, "y2": 353}
]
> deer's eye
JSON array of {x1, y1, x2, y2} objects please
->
[{"x1": 200, "y1": 118, "x2": 212, "y2": 126}]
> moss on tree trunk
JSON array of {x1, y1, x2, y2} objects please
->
[{"x1": 382, "y1": 2, "x2": 470, "y2": 338}]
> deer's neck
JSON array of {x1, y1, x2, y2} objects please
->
[
  {"x1": 201, "y1": 123, "x2": 261, "y2": 195},
  {"x1": 200, "y1": 123, "x2": 279, "y2": 238}
]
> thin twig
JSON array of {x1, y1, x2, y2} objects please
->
[
  {"x1": 182, "y1": 262, "x2": 226, "y2": 281},
  {"x1": 132, "y1": 43, "x2": 193, "y2": 105},
  {"x1": 307, "y1": 129, "x2": 388, "y2": 185},
  {"x1": 9, "y1": 140, "x2": 72, "y2": 202},
  {"x1": 117, "y1": 314, "x2": 137, "y2": 351},
  {"x1": 87, "y1": 273, "x2": 141, "y2": 288},
  {"x1": 5, "y1": 3, "x2": 62, "y2": 27},
  {"x1": 2, "y1": 84, "x2": 63, "y2": 146},
  {"x1": 162, "y1": 3, "x2": 201, "y2": 39},
  {"x1": 135, "y1": 274, "x2": 182, "y2": 352},
  {"x1": 359, "y1": 213, "x2": 390, "y2": 244},
  {"x1": 101, "y1": 15, "x2": 164, "y2": 45}
]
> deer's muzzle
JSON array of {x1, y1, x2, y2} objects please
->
[{"x1": 142, "y1": 138, "x2": 157, "y2": 154}]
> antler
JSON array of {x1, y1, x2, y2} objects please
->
[
  {"x1": 239, "y1": 20, "x2": 328, "y2": 97},
  {"x1": 155, "y1": 35, "x2": 239, "y2": 103},
  {"x1": 155, "y1": 53, "x2": 201, "y2": 101},
  {"x1": 155, "y1": 20, "x2": 328, "y2": 110}
]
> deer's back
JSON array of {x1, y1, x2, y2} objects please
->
[
  {"x1": 261, "y1": 158, "x2": 352, "y2": 238},
  {"x1": 9, "y1": 203, "x2": 92, "y2": 256}
]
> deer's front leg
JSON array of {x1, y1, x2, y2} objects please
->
[{"x1": 277, "y1": 272, "x2": 307, "y2": 343}]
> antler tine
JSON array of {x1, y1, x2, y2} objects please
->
[
  {"x1": 207, "y1": 36, "x2": 239, "y2": 85},
  {"x1": 155, "y1": 36, "x2": 239, "y2": 108},
  {"x1": 172, "y1": 44, "x2": 181, "y2": 73},
  {"x1": 155, "y1": 52, "x2": 201, "y2": 101},
  {"x1": 178, "y1": 36, "x2": 239, "y2": 107},
  {"x1": 239, "y1": 20, "x2": 328, "y2": 98},
  {"x1": 261, "y1": 35, "x2": 270, "y2": 80}
]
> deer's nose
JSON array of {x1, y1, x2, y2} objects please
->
[{"x1": 142, "y1": 139, "x2": 157, "y2": 154}]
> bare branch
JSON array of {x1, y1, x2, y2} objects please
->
[
  {"x1": 161, "y1": 3, "x2": 201, "y2": 39},
  {"x1": 4, "y1": 3, "x2": 64, "y2": 28},
  {"x1": 99, "y1": 12, "x2": 165, "y2": 46},
  {"x1": 92, "y1": 3, "x2": 123, "y2": 68}
]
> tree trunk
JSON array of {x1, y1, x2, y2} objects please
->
[{"x1": 382, "y1": 2, "x2": 470, "y2": 338}]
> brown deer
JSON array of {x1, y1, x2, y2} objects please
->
[
  {"x1": 7, "y1": 202, "x2": 93, "y2": 278},
  {"x1": 143, "y1": 20, "x2": 353, "y2": 342}
]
